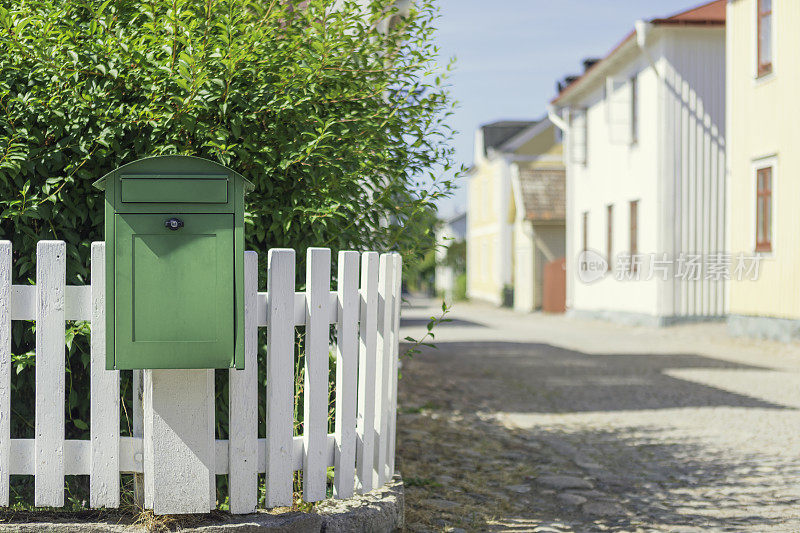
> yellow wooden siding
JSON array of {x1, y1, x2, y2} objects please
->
[
  {"x1": 728, "y1": 0, "x2": 800, "y2": 319},
  {"x1": 466, "y1": 161, "x2": 502, "y2": 301},
  {"x1": 466, "y1": 121, "x2": 564, "y2": 305}
]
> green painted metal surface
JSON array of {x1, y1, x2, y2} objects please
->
[
  {"x1": 95, "y1": 155, "x2": 251, "y2": 370},
  {"x1": 120, "y1": 176, "x2": 228, "y2": 204}
]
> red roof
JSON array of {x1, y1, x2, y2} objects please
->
[
  {"x1": 656, "y1": 0, "x2": 726, "y2": 24},
  {"x1": 551, "y1": 0, "x2": 725, "y2": 104}
]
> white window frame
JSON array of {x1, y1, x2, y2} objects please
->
[
  {"x1": 753, "y1": 0, "x2": 776, "y2": 84},
  {"x1": 605, "y1": 76, "x2": 634, "y2": 146},
  {"x1": 751, "y1": 154, "x2": 777, "y2": 256},
  {"x1": 569, "y1": 107, "x2": 588, "y2": 166}
]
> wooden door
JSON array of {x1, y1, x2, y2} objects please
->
[{"x1": 542, "y1": 257, "x2": 566, "y2": 313}]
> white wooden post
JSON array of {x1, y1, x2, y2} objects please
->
[
  {"x1": 35, "y1": 241, "x2": 65, "y2": 507},
  {"x1": 0, "y1": 241, "x2": 10, "y2": 506},
  {"x1": 303, "y1": 248, "x2": 330, "y2": 502},
  {"x1": 265, "y1": 249, "x2": 295, "y2": 507},
  {"x1": 143, "y1": 368, "x2": 215, "y2": 514},
  {"x1": 228, "y1": 251, "x2": 258, "y2": 514},
  {"x1": 356, "y1": 252, "x2": 378, "y2": 493},
  {"x1": 387, "y1": 252, "x2": 402, "y2": 477},
  {"x1": 90, "y1": 242, "x2": 120, "y2": 508},
  {"x1": 374, "y1": 254, "x2": 394, "y2": 487},
  {"x1": 333, "y1": 251, "x2": 359, "y2": 499}
]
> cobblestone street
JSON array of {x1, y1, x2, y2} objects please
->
[{"x1": 397, "y1": 298, "x2": 800, "y2": 532}]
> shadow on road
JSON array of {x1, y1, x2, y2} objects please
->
[
  {"x1": 401, "y1": 341, "x2": 787, "y2": 414},
  {"x1": 400, "y1": 317, "x2": 488, "y2": 329}
]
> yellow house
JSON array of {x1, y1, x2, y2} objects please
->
[
  {"x1": 466, "y1": 119, "x2": 565, "y2": 308},
  {"x1": 727, "y1": 0, "x2": 800, "y2": 340}
]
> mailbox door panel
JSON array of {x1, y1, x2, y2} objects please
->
[{"x1": 114, "y1": 213, "x2": 235, "y2": 368}]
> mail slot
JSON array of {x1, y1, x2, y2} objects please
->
[
  {"x1": 121, "y1": 176, "x2": 229, "y2": 204},
  {"x1": 94, "y1": 155, "x2": 253, "y2": 370}
]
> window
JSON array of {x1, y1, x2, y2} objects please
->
[
  {"x1": 605, "y1": 76, "x2": 635, "y2": 145},
  {"x1": 758, "y1": 0, "x2": 772, "y2": 77},
  {"x1": 630, "y1": 75, "x2": 638, "y2": 143},
  {"x1": 606, "y1": 204, "x2": 613, "y2": 270},
  {"x1": 570, "y1": 108, "x2": 588, "y2": 165},
  {"x1": 582, "y1": 211, "x2": 589, "y2": 252},
  {"x1": 756, "y1": 166, "x2": 772, "y2": 252},
  {"x1": 629, "y1": 200, "x2": 638, "y2": 271}
]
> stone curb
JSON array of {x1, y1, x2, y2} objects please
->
[{"x1": 0, "y1": 476, "x2": 404, "y2": 533}]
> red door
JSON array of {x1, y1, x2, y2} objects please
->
[{"x1": 543, "y1": 257, "x2": 566, "y2": 313}]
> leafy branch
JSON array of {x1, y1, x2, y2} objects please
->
[{"x1": 402, "y1": 300, "x2": 452, "y2": 360}]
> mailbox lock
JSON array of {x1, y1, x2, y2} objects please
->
[{"x1": 165, "y1": 217, "x2": 184, "y2": 230}]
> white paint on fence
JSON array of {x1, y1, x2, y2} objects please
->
[
  {"x1": 304, "y1": 248, "x2": 331, "y2": 502},
  {"x1": 228, "y1": 251, "x2": 259, "y2": 514},
  {"x1": 333, "y1": 251, "x2": 359, "y2": 498},
  {"x1": 90, "y1": 243, "x2": 120, "y2": 508},
  {"x1": 0, "y1": 242, "x2": 402, "y2": 512},
  {"x1": 375, "y1": 254, "x2": 394, "y2": 487},
  {"x1": 265, "y1": 249, "x2": 295, "y2": 507},
  {"x1": 132, "y1": 369, "x2": 144, "y2": 505},
  {"x1": 356, "y1": 251, "x2": 379, "y2": 494},
  {"x1": 35, "y1": 241, "x2": 66, "y2": 507},
  {"x1": 388, "y1": 253, "x2": 403, "y2": 478},
  {"x1": 0, "y1": 242, "x2": 10, "y2": 507},
  {"x1": 11, "y1": 285, "x2": 89, "y2": 321}
]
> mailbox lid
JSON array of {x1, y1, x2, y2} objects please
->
[
  {"x1": 114, "y1": 174, "x2": 235, "y2": 213},
  {"x1": 113, "y1": 213, "x2": 235, "y2": 369},
  {"x1": 121, "y1": 176, "x2": 228, "y2": 204}
]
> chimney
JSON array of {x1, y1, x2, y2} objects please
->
[{"x1": 582, "y1": 57, "x2": 601, "y2": 72}]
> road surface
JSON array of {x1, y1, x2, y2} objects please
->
[{"x1": 397, "y1": 297, "x2": 800, "y2": 532}]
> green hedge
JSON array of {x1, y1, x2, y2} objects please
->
[{"x1": 0, "y1": 0, "x2": 456, "y2": 507}]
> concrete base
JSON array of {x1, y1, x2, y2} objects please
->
[
  {"x1": 567, "y1": 309, "x2": 725, "y2": 328},
  {"x1": 728, "y1": 314, "x2": 800, "y2": 342},
  {"x1": 0, "y1": 476, "x2": 404, "y2": 533},
  {"x1": 143, "y1": 369, "x2": 215, "y2": 515}
]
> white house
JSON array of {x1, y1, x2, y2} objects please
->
[{"x1": 550, "y1": 0, "x2": 727, "y2": 326}]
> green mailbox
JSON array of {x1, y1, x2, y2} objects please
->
[{"x1": 94, "y1": 155, "x2": 253, "y2": 370}]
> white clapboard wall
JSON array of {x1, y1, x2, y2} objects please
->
[{"x1": 0, "y1": 241, "x2": 402, "y2": 512}]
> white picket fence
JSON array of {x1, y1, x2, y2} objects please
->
[{"x1": 0, "y1": 240, "x2": 402, "y2": 513}]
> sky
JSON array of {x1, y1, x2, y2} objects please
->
[{"x1": 432, "y1": 0, "x2": 710, "y2": 218}]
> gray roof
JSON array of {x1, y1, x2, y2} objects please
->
[
  {"x1": 518, "y1": 167, "x2": 566, "y2": 222},
  {"x1": 481, "y1": 120, "x2": 538, "y2": 155}
]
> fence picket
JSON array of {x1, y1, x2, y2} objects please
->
[
  {"x1": 0, "y1": 241, "x2": 10, "y2": 506},
  {"x1": 35, "y1": 241, "x2": 66, "y2": 507},
  {"x1": 228, "y1": 251, "x2": 259, "y2": 514},
  {"x1": 207, "y1": 369, "x2": 216, "y2": 509},
  {"x1": 356, "y1": 252, "x2": 378, "y2": 493},
  {"x1": 333, "y1": 251, "x2": 359, "y2": 499},
  {"x1": 374, "y1": 254, "x2": 394, "y2": 487},
  {"x1": 132, "y1": 370, "x2": 144, "y2": 506},
  {"x1": 265, "y1": 249, "x2": 295, "y2": 507},
  {"x1": 90, "y1": 243, "x2": 120, "y2": 508},
  {"x1": 303, "y1": 248, "x2": 331, "y2": 502},
  {"x1": 388, "y1": 253, "x2": 402, "y2": 478}
]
